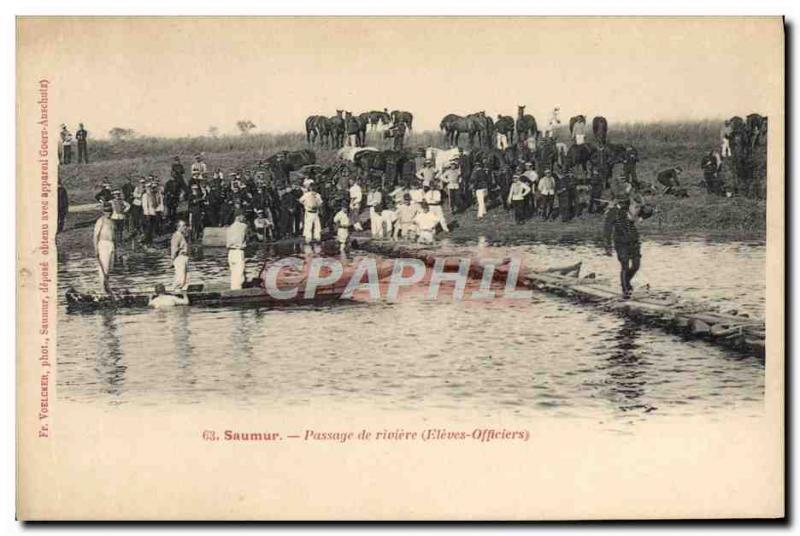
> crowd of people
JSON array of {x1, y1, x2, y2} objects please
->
[{"x1": 77, "y1": 112, "x2": 756, "y2": 300}]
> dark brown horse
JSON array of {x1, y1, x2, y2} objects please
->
[
  {"x1": 390, "y1": 110, "x2": 413, "y2": 130},
  {"x1": 495, "y1": 115, "x2": 515, "y2": 145},
  {"x1": 443, "y1": 114, "x2": 483, "y2": 148},
  {"x1": 569, "y1": 115, "x2": 586, "y2": 136},
  {"x1": 516, "y1": 105, "x2": 538, "y2": 141},
  {"x1": 265, "y1": 149, "x2": 316, "y2": 170},
  {"x1": 328, "y1": 110, "x2": 345, "y2": 148},
  {"x1": 313, "y1": 116, "x2": 331, "y2": 147},
  {"x1": 305, "y1": 115, "x2": 330, "y2": 146},
  {"x1": 365, "y1": 110, "x2": 392, "y2": 130},
  {"x1": 746, "y1": 113, "x2": 767, "y2": 147},
  {"x1": 592, "y1": 116, "x2": 608, "y2": 145},
  {"x1": 344, "y1": 111, "x2": 368, "y2": 147},
  {"x1": 565, "y1": 142, "x2": 595, "y2": 175}
]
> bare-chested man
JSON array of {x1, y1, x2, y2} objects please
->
[{"x1": 93, "y1": 204, "x2": 115, "y2": 294}]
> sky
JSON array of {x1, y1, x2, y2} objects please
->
[{"x1": 19, "y1": 17, "x2": 784, "y2": 139}]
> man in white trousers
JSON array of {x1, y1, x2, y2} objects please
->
[
  {"x1": 170, "y1": 220, "x2": 190, "y2": 290},
  {"x1": 93, "y1": 204, "x2": 115, "y2": 294},
  {"x1": 423, "y1": 182, "x2": 449, "y2": 233},
  {"x1": 299, "y1": 184, "x2": 323, "y2": 242},
  {"x1": 226, "y1": 211, "x2": 248, "y2": 290},
  {"x1": 366, "y1": 186, "x2": 383, "y2": 238}
]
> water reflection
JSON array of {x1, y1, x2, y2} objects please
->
[
  {"x1": 604, "y1": 319, "x2": 656, "y2": 414},
  {"x1": 57, "y1": 240, "x2": 765, "y2": 421},
  {"x1": 93, "y1": 311, "x2": 126, "y2": 401}
]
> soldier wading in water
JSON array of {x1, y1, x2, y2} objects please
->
[{"x1": 603, "y1": 184, "x2": 654, "y2": 299}]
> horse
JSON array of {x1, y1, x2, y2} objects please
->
[
  {"x1": 328, "y1": 110, "x2": 345, "y2": 148},
  {"x1": 467, "y1": 112, "x2": 493, "y2": 147},
  {"x1": 366, "y1": 110, "x2": 391, "y2": 130},
  {"x1": 569, "y1": 115, "x2": 586, "y2": 137},
  {"x1": 440, "y1": 113, "x2": 461, "y2": 146},
  {"x1": 592, "y1": 116, "x2": 608, "y2": 146},
  {"x1": 305, "y1": 115, "x2": 322, "y2": 144},
  {"x1": 391, "y1": 110, "x2": 413, "y2": 130},
  {"x1": 343, "y1": 112, "x2": 368, "y2": 147},
  {"x1": 306, "y1": 115, "x2": 330, "y2": 146},
  {"x1": 565, "y1": 143, "x2": 596, "y2": 175},
  {"x1": 516, "y1": 105, "x2": 538, "y2": 142},
  {"x1": 555, "y1": 142, "x2": 569, "y2": 169},
  {"x1": 746, "y1": 113, "x2": 767, "y2": 147},
  {"x1": 494, "y1": 115, "x2": 515, "y2": 146},
  {"x1": 265, "y1": 149, "x2": 316, "y2": 170},
  {"x1": 449, "y1": 114, "x2": 483, "y2": 148},
  {"x1": 535, "y1": 137, "x2": 559, "y2": 176}
]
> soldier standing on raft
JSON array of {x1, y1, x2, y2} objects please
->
[{"x1": 603, "y1": 186, "x2": 654, "y2": 299}]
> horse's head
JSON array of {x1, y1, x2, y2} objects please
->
[
  {"x1": 336, "y1": 110, "x2": 344, "y2": 118},
  {"x1": 518, "y1": 105, "x2": 525, "y2": 116}
]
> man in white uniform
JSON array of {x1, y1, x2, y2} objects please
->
[
  {"x1": 348, "y1": 179, "x2": 363, "y2": 231},
  {"x1": 226, "y1": 212, "x2": 248, "y2": 290},
  {"x1": 171, "y1": 220, "x2": 189, "y2": 290},
  {"x1": 394, "y1": 194, "x2": 418, "y2": 241},
  {"x1": 423, "y1": 183, "x2": 449, "y2": 233},
  {"x1": 299, "y1": 184, "x2": 323, "y2": 242},
  {"x1": 413, "y1": 202, "x2": 439, "y2": 245},
  {"x1": 332, "y1": 200, "x2": 351, "y2": 255},
  {"x1": 93, "y1": 204, "x2": 115, "y2": 294},
  {"x1": 366, "y1": 187, "x2": 383, "y2": 238}
]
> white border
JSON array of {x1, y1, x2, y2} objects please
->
[{"x1": 5, "y1": 1, "x2": 795, "y2": 532}]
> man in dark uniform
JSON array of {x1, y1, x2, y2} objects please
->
[
  {"x1": 587, "y1": 168, "x2": 604, "y2": 214},
  {"x1": 171, "y1": 156, "x2": 188, "y2": 199},
  {"x1": 75, "y1": 123, "x2": 89, "y2": 164},
  {"x1": 163, "y1": 173, "x2": 181, "y2": 226},
  {"x1": 656, "y1": 166, "x2": 685, "y2": 196},
  {"x1": 94, "y1": 180, "x2": 113, "y2": 204},
  {"x1": 560, "y1": 170, "x2": 577, "y2": 222},
  {"x1": 701, "y1": 151, "x2": 722, "y2": 195},
  {"x1": 204, "y1": 180, "x2": 222, "y2": 227},
  {"x1": 57, "y1": 179, "x2": 69, "y2": 233},
  {"x1": 622, "y1": 145, "x2": 639, "y2": 187},
  {"x1": 271, "y1": 154, "x2": 291, "y2": 191},
  {"x1": 188, "y1": 183, "x2": 205, "y2": 242},
  {"x1": 603, "y1": 193, "x2": 653, "y2": 299},
  {"x1": 120, "y1": 176, "x2": 134, "y2": 204},
  {"x1": 390, "y1": 122, "x2": 406, "y2": 151}
]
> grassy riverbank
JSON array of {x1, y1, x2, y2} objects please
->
[{"x1": 57, "y1": 120, "x2": 768, "y2": 250}]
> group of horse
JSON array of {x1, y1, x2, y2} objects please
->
[
  {"x1": 439, "y1": 106, "x2": 537, "y2": 148},
  {"x1": 727, "y1": 113, "x2": 768, "y2": 155},
  {"x1": 305, "y1": 109, "x2": 413, "y2": 148}
]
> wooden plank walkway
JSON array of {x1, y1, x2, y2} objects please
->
[{"x1": 355, "y1": 238, "x2": 766, "y2": 358}]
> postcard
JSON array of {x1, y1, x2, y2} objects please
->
[{"x1": 16, "y1": 16, "x2": 784, "y2": 520}]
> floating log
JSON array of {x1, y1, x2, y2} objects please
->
[{"x1": 355, "y1": 238, "x2": 766, "y2": 358}]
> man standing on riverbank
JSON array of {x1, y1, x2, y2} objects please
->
[
  {"x1": 227, "y1": 211, "x2": 249, "y2": 290},
  {"x1": 470, "y1": 163, "x2": 490, "y2": 220},
  {"x1": 94, "y1": 204, "x2": 115, "y2": 294},
  {"x1": 299, "y1": 183, "x2": 323, "y2": 243},
  {"x1": 507, "y1": 174, "x2": 531, "y2": 224},
  {"x1": 76, "y1": 123, "x2": 89, "y2": 164},
  {"x1": 171, "y1": 220, "x2": 190, "y2": 291}
]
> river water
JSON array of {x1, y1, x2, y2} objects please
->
[{"x1": 56, "y1": 237, "x2": 765, "y2": 424}]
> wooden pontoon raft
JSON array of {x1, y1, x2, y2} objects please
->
[
  {"x1": 65, "y1": 285, "x2": 350, "y2": 313},
  {"x1": 354, "y1": 238, "x2": 766, "y2": 359}
]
